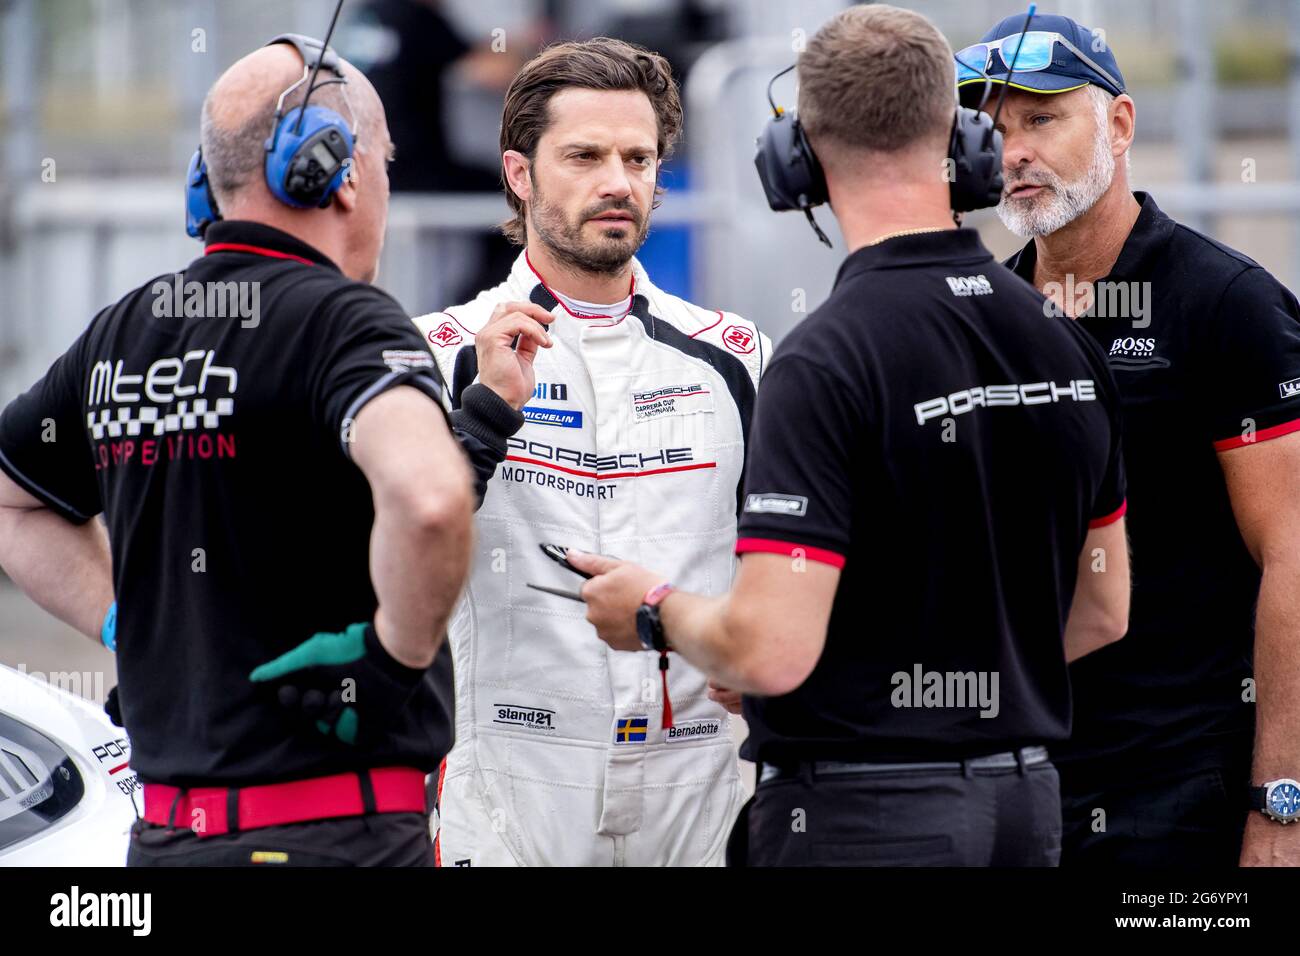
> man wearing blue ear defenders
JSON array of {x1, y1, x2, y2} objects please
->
[
  {"x1": 962, "y1": 12, "x2": 1300, "y2": 868},
  {"x1": 0, "y1": 33, "x2": 542, "y2": 866}
]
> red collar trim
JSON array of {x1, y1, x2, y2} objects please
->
[
  {"x1": 524, "y1": 249, "x2": 635, "y2": 322},
  {"x1": 204, "y1": 243, "x2": 315, "y2": 267}
]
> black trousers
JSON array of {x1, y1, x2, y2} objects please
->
[
  {"x1": 126, "y1": 813, "x2": 435, "y2": 867},
  {"x1": 1060, "y1": 760, "x2": 1249, "y2": 867},
  {"x1": 729, "y1": 760, "x2": 1062, "y2": 866}
]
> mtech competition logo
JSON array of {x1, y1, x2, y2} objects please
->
[{"x1": 86, "y1": 351, "x2": 238, "y2": 469}]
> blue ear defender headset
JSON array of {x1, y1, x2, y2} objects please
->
[
  {"x1": 262, "y1": 27, "x2": 356, "y2": 210},
  {"x1": 753, "y1": 4, "x2": 1037, "y2": 247},
  {"x1": 184, "y1": 0, "x2": 354, "y2": 237},
  {"x1": 185, "y1": 147, "x2": 219, "y2": 239}
]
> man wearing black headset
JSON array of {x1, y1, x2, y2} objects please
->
[
  {"x1": 0, "y1": 34, "x2": 540, "y2": 866},
  {"x1": 572, "y1": 3, "x2": 1131, "y2": 866}
]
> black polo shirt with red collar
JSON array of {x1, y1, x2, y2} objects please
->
[
  {"x1": 1006, "y1": 192, "x2": 1300, "y2": 783},
  {"x1": 0, "y1": 220, "x2": 458, "y2": 787},
  {"x1": 736, "y1": 229, "x2": 1126, "y2": 764}
]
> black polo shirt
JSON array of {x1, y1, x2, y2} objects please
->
[
  {"x1": 1007, "y1": 192, "x2": 1300, "y2": 783},
  {"x1": 0, "y1": 221, "x2": 455, "y2": 787},
  {"x1": 736, "y1": 229, "x2": 1126, "y2": 765}
]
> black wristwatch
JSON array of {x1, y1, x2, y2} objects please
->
[
  {"x1": 635, "y1": 582, "x2": 674, "y2": 652},
  {"x1": 1249, "y1": 778, "x2": 1300, "y2": 824}
]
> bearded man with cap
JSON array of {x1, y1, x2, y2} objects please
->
[{"x1": 960, "y1": 12, "x2": 1300, "y2": 867}]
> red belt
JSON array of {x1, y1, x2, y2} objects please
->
[{"x1": 142, "y1": 767, "x2": 427, "y2": 838}]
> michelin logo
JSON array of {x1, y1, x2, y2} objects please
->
[
  {"x1": 744, "y1": 493, "x2": 808, "y2": 517},
  {"x1": 664, "y1": 718, "x2": 723, "y2": 743},
  {"x1": 523, "y1": 406, "x2": 583, "y2": 428}
]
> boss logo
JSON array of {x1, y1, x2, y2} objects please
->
[
  {"x1": 1109, "y1": 337, "x2": 1156, "y2": 356},
  {"x1": 1107, "y1": 336, "x2": 1170, "y2": 370},
  {"x1": 945, "y1": 274, "x2": 993, "y2": 297}
]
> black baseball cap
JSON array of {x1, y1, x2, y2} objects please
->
[{"x1": 956, "y1": 12, "x2": 1127, "y2": 105}]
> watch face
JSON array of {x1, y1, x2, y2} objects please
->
[
  {"x1": 1268, "y1": 781, "x2": 1300, "y2": 819},
  {"x1": 636, "y1": 606, "x2": 655, "y2": 651}
]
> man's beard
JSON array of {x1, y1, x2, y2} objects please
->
[
  {"x1": 528, "y1": 178, "x2": 650, "y2": 276},
  {"x1": 996, "y1": 127, "x2": 1116, "y2": 238}
]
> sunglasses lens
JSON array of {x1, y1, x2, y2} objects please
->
[
  {"x1": 1000, "y1": 31, "x2": 1054, "y2": 72},
  {"x1": 954, "y1": 44, "x2": 989, "y2": 82}
]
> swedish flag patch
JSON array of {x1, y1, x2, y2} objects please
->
[{"x1": 614, "y1": 716, "x2": 649, "y2": 744}]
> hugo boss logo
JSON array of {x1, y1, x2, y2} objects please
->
[
  {"x1": 945, "y1": 274, "x2": 993, "y2": 296},
  {"x1": 1107, "y1": 336, "x2": 1170, "y2": 370}
]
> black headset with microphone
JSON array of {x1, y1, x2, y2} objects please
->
[{"x1": 753, "y1": 6, "x2": 1037, "y2": 246}]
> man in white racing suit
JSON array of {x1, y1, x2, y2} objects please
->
[{"x1": 414, "y1": 37, "x2": 769, "y2": 866}]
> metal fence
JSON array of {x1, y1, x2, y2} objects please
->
[{"x1": 6, "y1": 0, "x2": 1300, "y2": 403}]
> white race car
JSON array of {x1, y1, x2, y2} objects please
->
[{"x1": 0, "y1": 664, "x2": 135, "y2": 865}]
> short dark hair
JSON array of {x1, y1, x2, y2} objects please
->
[
  {"x1": 798, "y1": 4, "x2": 955, "y2": 158},
  {"x1": 498, "y1": 38, "x2": 683, "y2": 244}
]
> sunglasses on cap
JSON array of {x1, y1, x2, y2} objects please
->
[{"x1": 955, "y1": 31, "x2": 1125, "y2": 97}]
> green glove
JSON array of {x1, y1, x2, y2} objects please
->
[{"x1": 250, "y1": 622, "x2": 426, "y2": 747}]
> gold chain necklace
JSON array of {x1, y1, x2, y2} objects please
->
[{"x1": 866, "y1": 227, "x2": 946, "y2": 246}]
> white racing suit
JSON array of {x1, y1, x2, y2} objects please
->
[{"x1": 415, "y1": 251, "x2": 769, "y2": 866}]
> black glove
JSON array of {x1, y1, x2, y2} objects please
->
[
  {"x1": 104, "y1": 685, "x2": 123, "y2": 727},
  {"x1": 249, "y1": 622, "x2": 428, "y2": 746}
]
